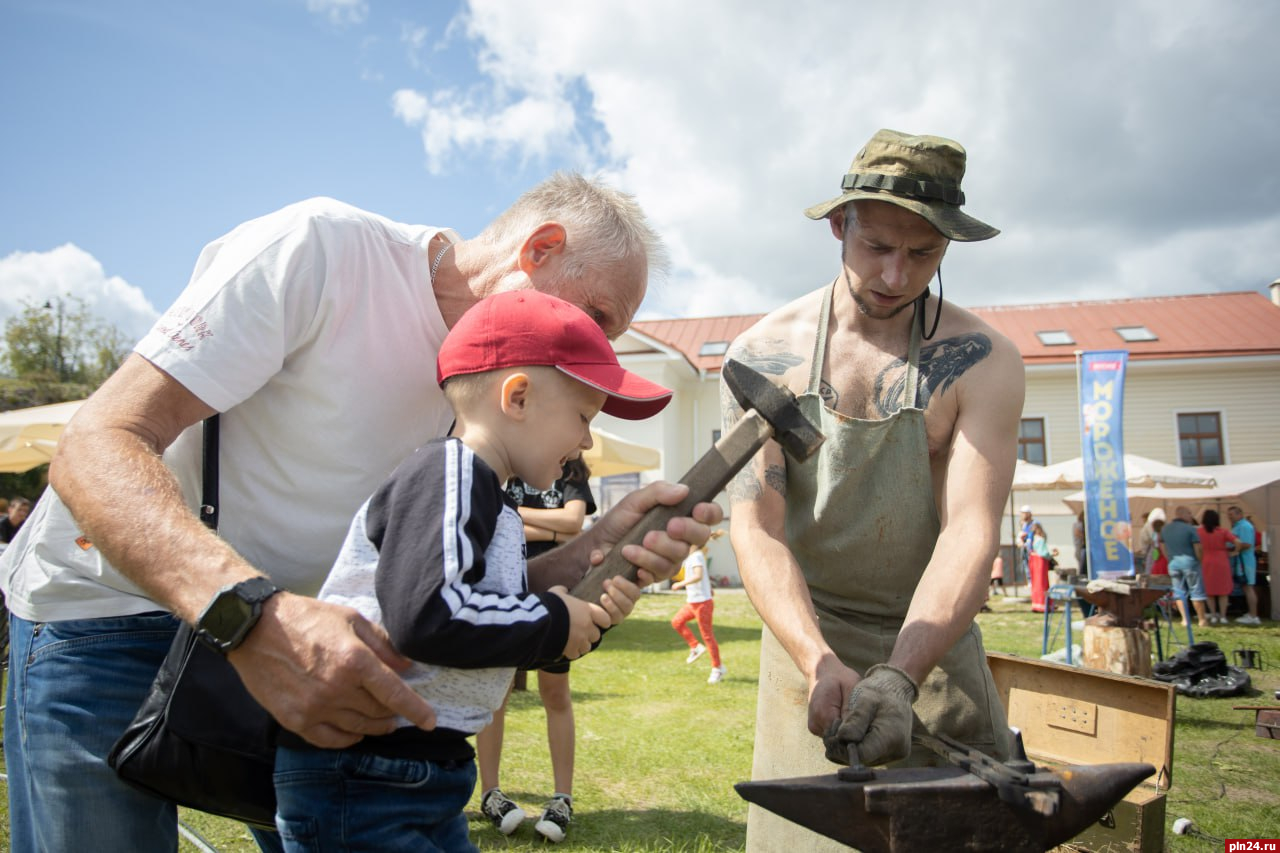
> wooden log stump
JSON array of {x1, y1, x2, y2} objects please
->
[{"x1": 1082, "y1": 625, "x2": 1153, "y2": 677}]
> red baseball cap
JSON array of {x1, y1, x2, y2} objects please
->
[{"x1": 436, "y1": 290, "x2": 673, "y2": 420}]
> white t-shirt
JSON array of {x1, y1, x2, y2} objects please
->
[
  {"x1": 1, "y1": 198, "x2": 456, "y2": 621},
  {"x1": 681, "y1": 550, "x2": 712, "y2": 604}
]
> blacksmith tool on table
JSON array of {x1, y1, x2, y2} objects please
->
[
  {"x1": 571, "y1": 359, "x2": 824, "y2": 602},
  {"x1": 736, "y1": 731, "x2": 1154, "y2": 852}
]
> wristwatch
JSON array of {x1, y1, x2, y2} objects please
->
[{"x1": 195, "y1": 576, "x2": 282, "y2": 654}]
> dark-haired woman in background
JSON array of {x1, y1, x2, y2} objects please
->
[{"x1": 1197, "y1": 509, "x2": 1239, "y2": 625}]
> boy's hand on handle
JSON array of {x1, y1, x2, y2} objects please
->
[
  {"x1": 594, "y1": 575, "x2": 643, "y2": 626},
  {"x1": 551, "y1": 586, "x2": 606, "y2": 659}
]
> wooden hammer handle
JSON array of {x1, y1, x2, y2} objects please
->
[{"x1": 570, "y1": 410, "x2": 773, "y2": 602}]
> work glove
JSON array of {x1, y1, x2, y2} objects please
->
[{"x1": 822, "y1": 663, "x2": 918, "y2": 767}]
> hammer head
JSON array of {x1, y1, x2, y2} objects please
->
[{"x1": 723, "y1": 359, "x2": 824, "y2": 462}]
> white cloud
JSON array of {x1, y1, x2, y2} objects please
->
[
  {"x1": 306, "y1": 0, "x2": 368, "y2": 27},
  {"x1": 395, "y1": 0, "x2": 1280, "y2": 317},
  {"x1": 0, "y1": 245, "x2": 159, "y2": 344},
  {"x1": 392, "y1": 86, "x2": 582, "y2": 175}
]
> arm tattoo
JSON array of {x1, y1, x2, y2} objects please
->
[
  {"x1": 725, "y1": 339, "x2": 804, "y2": 377},
  {"x1": 764, "y1": 464, "x2": 786, "y2": 496},
  {"x1": 727, "y1": 468, "x2": 763, "y2": 503},
  {"x1": 721, "y1": 340, "x2": 800, "y2": 505},
  {"x1": 874, "y1": 332, "x2": 992, "y2": 416}
]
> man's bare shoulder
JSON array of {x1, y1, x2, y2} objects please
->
[
  {"x1": 726, "y1": 288, "x2": 825, "y2": 392},
  {"x1": 936, "y1": 302, "x2": 1022, "y2": 375}
]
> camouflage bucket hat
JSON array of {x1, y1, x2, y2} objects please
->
[{"x1": 804, "y1": 129, "x2": 999, "y2": 242}]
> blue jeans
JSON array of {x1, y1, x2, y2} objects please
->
[
  {"x1": 274, "y1": 746, "x2": 478, "y2": 852},
  {"x1": 4, "y1": 611, "x2": 283, "y2": 853},
  {"x1": 1168, "y1": 556, "x2": 1206, "y2": 601}
]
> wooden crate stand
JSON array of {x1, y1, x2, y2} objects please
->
[{"x1": 986, "y1": 652, "x2": 1176, "y2": 853}]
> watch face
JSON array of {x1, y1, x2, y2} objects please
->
[
  {"x1": 203, "y1": 592, "x2": 255, "y2": 644},
  {"x1": 198, "y1": 577, "x2": 280, "y2": 650}
]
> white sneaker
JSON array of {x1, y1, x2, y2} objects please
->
[
  {"x1": 480, "y1": 788, "x2": 526, "y2": 836},
  {"x1": 1237, "y1": 614, "x2": 1262, "y2": 625},
  {"x1": 534, "y1": 795, "x2": 573, "y2": 843},
  {"x1": 686, "y1": 644, "x2": 706, "y2": 664},
  {"x1": 708, "y1": 665, "x2": 727, "y2": 684}
]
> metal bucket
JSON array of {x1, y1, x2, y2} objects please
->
[{"x1": 1233, "y1": 648, "x2": 1264, "y2": 669}]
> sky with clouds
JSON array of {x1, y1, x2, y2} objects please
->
[{"x1": 3, "y1": 0, "x2": 1277, "y2": 346}]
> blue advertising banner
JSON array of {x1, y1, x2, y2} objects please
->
[{"x1": 1080, "y1": 351, "x2": 1133, "y2": 578}]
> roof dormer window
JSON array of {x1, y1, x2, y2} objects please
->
[
  {"x1": 699, "y1": 341, "x2": 729, "y2": 357},
  {"x1": 1035, "y1": 330, "x2": 1075, "y2": 346},
  {"x1": 1115, "y1": 325, "x2": 1158, "y2": 342}
]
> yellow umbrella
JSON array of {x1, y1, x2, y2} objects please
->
[
  {"x1": 582, "y1": 427, "x2": 660, "y2": 478},
  {"x1": 0, "y1": 399, "x2": 84, "y2": 473}
]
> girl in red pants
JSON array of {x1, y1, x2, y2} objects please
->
[{"x1": 671, "y1": 530, "x2": 726, "y2": 683}]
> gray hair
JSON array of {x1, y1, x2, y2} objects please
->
[{"x1": 477, "y1": 172, "x2": 669, "y2": 285}]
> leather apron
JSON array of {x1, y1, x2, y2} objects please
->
[{"x1": 746, "y1": 281, "x2": 1012, "y2": 852}]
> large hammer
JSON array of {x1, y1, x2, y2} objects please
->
[{"x1": 571, "y1": 359, "x2": 824, "y2": 602}]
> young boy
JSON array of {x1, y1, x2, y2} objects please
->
[{"x1": 272, "y1": 290, "x2": 672, "y2": 851}]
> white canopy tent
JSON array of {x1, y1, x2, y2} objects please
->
[
  {"x1": 0, "y1": 399, "x2": 84, "y2": 473},
  {"x1": 1063, "y1": 460, "x2": 1280, "y2": 541},
  {"x1": 1014, "y1": 453, "x2": 1218, "y2": 491},
  {"x1": 582, "y1": 427, "x2": 661, "y2": 478},
  {"x1": 1006, "y1": 454, "x2": 1217, "y2": 578}
]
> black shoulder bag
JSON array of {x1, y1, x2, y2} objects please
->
[{"x1": 107, "y1": 415, "x2": 279, "y2": 829}]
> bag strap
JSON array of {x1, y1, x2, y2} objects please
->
[{"x1": 200, "y1": 414, "x2": 219, "y2": 532}]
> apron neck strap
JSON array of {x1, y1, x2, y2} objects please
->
[{"x1": 809, "y1": 277, "x2": 925, "y2": 405}]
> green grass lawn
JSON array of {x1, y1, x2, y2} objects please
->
[{"x1": 3, "y1": 589, "x2": 1277, "y2": 851}]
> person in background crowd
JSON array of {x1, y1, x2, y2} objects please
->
[
  {"x1": 1227, "y1": 505, "x2": 1260, "y2": 625},
  {"x1": 478, "y1": 457, "x2": 596, "y2": 843},
  {"x1": 671, "y1": 528, "x2": 728, "y2": 683},
  {"x1": 0, "y1": 497, "x2": 32, "y2": 544},
  {"x1": 1028, "y1": 522, "x2": 1056, "y2": 613},
  {"x1": 1017, "y1": 504, "x2": 1036, "y2": 582},
  {"x1": 1197, "y1": 509, "x2": 1239, "y2": 625},
  {"x1": 1163, "y1": 506, "x2": 1207, "y2": 628},
  {"x1": 1142, "y1": 509, "x2": 1168, "y2": 575},
  {"x1": 1072, "y1": 512, "x2": 1087, "y2": 577},
  {"x1": 1133, "y1": 511, "x2": 1151, "y2": 568}
]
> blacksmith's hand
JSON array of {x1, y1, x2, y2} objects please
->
[{"x1": 822, "y1": 663, "x2": 918, "y2": 767}]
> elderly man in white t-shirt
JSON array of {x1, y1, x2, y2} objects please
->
[{"x1": 1, "y1": 173, "x2": 721, "y2": 853}]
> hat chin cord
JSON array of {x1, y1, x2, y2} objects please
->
[{"x1": 916, "y1": 265, "x2": 943, "y2": 341}]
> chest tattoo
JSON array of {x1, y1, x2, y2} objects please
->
[
  {"x1": 818, "y1": 380, "x2": 838, "y2": 409},
  {"x1": 873, "y1": 332, "x2": 992, "y2": 416}
]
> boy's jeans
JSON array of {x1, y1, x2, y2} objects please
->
[{"x1": 275, "y1": 746, "x2": 479, "y2": 852}]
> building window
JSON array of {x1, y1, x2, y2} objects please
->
[
  {"x1": 699, "y1": 341, "x2": 730, "y2": 357},
  {"x1": 1018, "y1": 418, "x2": 1046, "y2": 466},
  {"x1": 598, "y1": 473, "x2": 641, "y2": 514},
  {"x1": 1035, "y1": 330, "x2": 1075, "y2": 346},
  {"x1": 1178, "y1": 412, "x2": 1223, "y2": 466},
  {"x1": 1115, "y1": 325, "x2": 1158, "y2": 342}
]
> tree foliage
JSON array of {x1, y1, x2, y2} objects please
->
[
  {"x1": 2, "y1": 295, "x2": 131, "y2": 385},
  {"x1": 0, "y1": 295, "x2": 131, "y2": 502}
]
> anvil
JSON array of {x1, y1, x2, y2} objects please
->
[
  {"x1": 1074, "y1": 582, "x2": 1169, "y2": 628},
  {"x1": 736, "y1": 734, "x2": 1154, "y2": 852}
]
